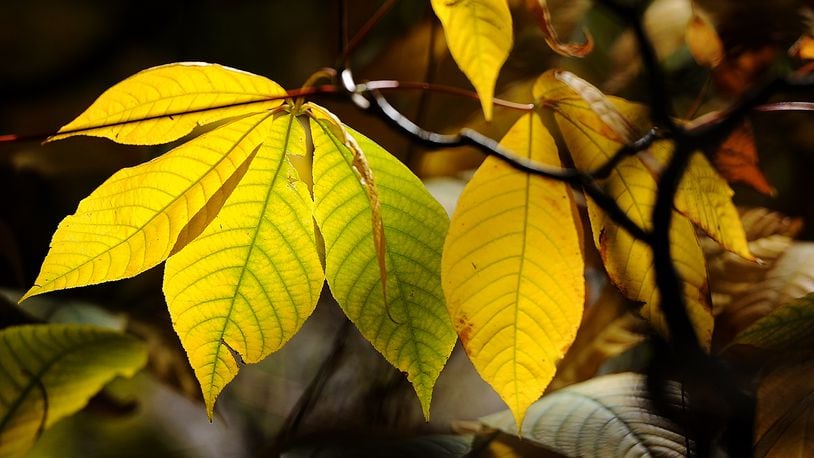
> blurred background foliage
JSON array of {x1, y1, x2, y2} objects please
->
[{"x1": 1, "y1": 0, "x2": 813, "y2": 456}]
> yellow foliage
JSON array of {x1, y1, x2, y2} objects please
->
[{"x1": 442, "y1": 112, "x2": 584, "y2": 426}]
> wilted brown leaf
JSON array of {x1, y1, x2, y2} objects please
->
[{"x1": 713, "y1": 121, "x2": 775, "y2": 196}]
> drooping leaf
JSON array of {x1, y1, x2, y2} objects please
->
[
  {"x1": 732, "y1": 293, "x2": 814, "y2": 353},
  {"x1": 310, "y1": 114, "x2": 455, "y2": 419},
  {"x1": 0, "y1": 324, "x2": 146, "y2": 457},
  {"x1": 22, "y1": 113, "x2": 277, "y2": 302},
  {"x1": 525, "y1": 0, "x2": 593, "y2": 57},
  {"x1": 163, "y1": 112, "x2": 323, "y2": 418},
  {"x1": 431, "y1": 0, "x2": 513, "y2": 121},
  {"x1": 648, "y1": 144, "x2": 754, "y2": 260},
  {"x1": 51, "y1": 62, "x2": 286, "y2": 145},
  {"x1": 534, "y1": 71, "x2": 714, "y2": 347},
  {"x1": 713, "y1": 121, "x2": 775, "y2": 196},
  {"x1": 755, "y1": 359, "x2": 814, "y2": 457},
  {"x1": 442, "y1": 112, "x2": 584, "y2": 427},
  {"x1": 480, "y1": 373, "x2": 688, "y2": 457}
]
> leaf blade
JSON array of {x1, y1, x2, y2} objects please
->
[
  {"x1": 0, "y1": 324, "x2": 146, "y2": 457},
  {"x1": 52, "y1": 62, "x2": 286, "y2": 145},
  {"x1": 442, "y1": 112, "x2": 584, "y2": 426},
  {"x1": 431, "y1": 0, "x2": 513, "y2": 121},
  {"x1": 310, "y1": 115, "x2": 456, "y2": 419},
  {"x1": 22, "y1": 113, "x2": 277, "y2": 301},
  {"x1": 163, "y1": 112, "x2": 323, "y2": 418}
]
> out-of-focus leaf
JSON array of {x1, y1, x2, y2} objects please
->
[
  {"x1": 163, "y1": 112, "x2": 323, "y2": 418},
  {"x1": 0, "y1": 289, "x2": 125, "y2": 331},
  {"x1": 431, "y1": 0, "x2": 513, "y2": 120},
  {"x1": 686, "y1": 11, "x2": 724, "y2": 67},
  {"x1": 50, "y1": 62, "x2": 286, "y2": 145},
  {"x1": 0, "y1": 324, "x2": 146, "y2": 458},
  {"x1": 550, "y1": 284, "x2": 647, "y2": 391},
  {"x1": 732, "y1": 292, "x2": 814, "y2": 353},
  {"x1": 442, "y1": 112, "x2": 584, "y2": 427},
  {"x1": 480, "y1": 373, "x2": 688, "y2": 457},
  {"x1": 310, "y1": 117, "x2": 455, "y2": 419},
  {"x1": 790, "y1": 35, "x2": 814, "y2": 60},
  {"x1": 525, "y1": 0, "x2": 593, "y2": 57},
  {"x1": 534, "y1": 71, "x2": 714, "y2": 347},
  {"x1": 738, "y1": 207, "x2": 803, "y2": 241},
  {"x1": 713, "y1": 121, "x2": 775, "y2": 196},
  {"x1": 718, "y1": 242, "x2": 814, "y2": 340},
  {"x1": 281, "y1": 434, "x2": 473, "y2": 458},
  {"x1": 21, "y1": 113, "x2": 276, "y2": 302},
  {"x1": 755, "y1": 359, "x2": 814, "y2": 457}
]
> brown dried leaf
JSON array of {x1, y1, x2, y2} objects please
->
[
  {"x1": 525, "y1": 0, "x2": 593, "y2": 57},
  {"x1": 713, "y1": 121, "x2": 775, "y2": 196}
]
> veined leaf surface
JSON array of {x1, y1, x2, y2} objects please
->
[
  {"x1": 163, "y1": 112, "x2": 323, "y2": 418},
  {"x1": 431, "y1": 0, "x2": 512, "y2": 121},
  {"x1": 481, "y1": 373, "x2": 688, "y2": 457},
  {"x1": 442, "y1": 112, "x2": 584, "y2": 427},
  {"x1": 310, "y1": 116, "x2": 455, "y2": 419},
  {"x1": 51, "y1": 62, "x2": 286, "y2": 145},
  {"x1": 732, "y1": 292, "x2": 814, "y2": 352},
  {"x1": 534, "y1": 72, "x2": 713, "y2": 346},
  {"x1": 22, "y1": 113, "x2": 276, "y2": 302},
  {"x1": 0, "y1": 324, "x2": 146, "y2": 458}
]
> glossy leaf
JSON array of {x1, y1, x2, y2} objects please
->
[
  {"x1": 310, "y1": 115, "x2": 455, "y2": 419},
  {"x1": 431, "y1": 0, "x2": 513, "y2": 121},
  {"x1": 534, "y1": 71, "x2": 714, "y2": 346},
  {"x1": 51, "y1": 62, "x2": 286, "y2": 145},
  {"x1": 163, "y1": 112, "x2": 323, "y2": 418},
  {"x1": 22, "y1": 113, "x2": 277, "y2": 302},
  {"x1": 442, "y1": 112, "x2": 584, "y2": 426},
  {"x1": 481, "y1": 373, "x2": 688, "y2": 457},
  {"x1": 0, "y1": 324, "x2": 146, "y2": 457},
  {"x1": 732, "y1": 292, "x2": 814, "y2": 353}
]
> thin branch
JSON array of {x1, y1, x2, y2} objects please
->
[{"x1": 343, "y1": 0, "x2": 399, "y2": 64}]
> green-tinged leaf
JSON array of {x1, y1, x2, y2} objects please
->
[
  {"x1": 442, "y1": 112, "x2": 584, "y2": 427},
  {"x1": 163, "y1": 112, "x2": 323, "y2": 418},
  {"x1": 310, "y1": 114, "x2": 455, "y2": 419},
  {"x1": 732, "y1": 292, "x2": 814, "y2": 352},
  {"x1": 534, "y1": 70, "x2": 714, "y2": 347},
  {"x1": 51, "y1": 62, "x2": 286, "y2": 145},
  {"x1": 431, "y1": 0, "x2": 513, "y2": 121},
  {"x1": 22, "y1": 113, "x2": 277, "y2": 302},
  {"x1": 0, "y1": 324, "x2": 146, "y2": 457},
  {"x1": 480, "y1": 373, "x2": 688, "y2": 457},
  {"x1": 755, "y1": 359, "x2": 814, "y2": 457}
]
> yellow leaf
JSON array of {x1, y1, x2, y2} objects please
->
[
  {"x1": 310, "y1": 115, "x2": 455, "y2": 419},
  {"x1": 685, "y1": 12, "x2": 723, "y2": 68},
  {"x1": 431, "y1": 0, "x2": 513, "y2": 121},
  {"x1": 0, "y1": 324, "x2": 146, "y2": 457},
  {"x1": 533, "y1": 71, "x2": 713, "y2": 347},
  {"x1": 163, "y1": 112, "x2": 323, "y2": 418},
  {"x1": 22, "y1": 113, "x2": 277, "y2": 302},
  {"x1": 648, "y1": 145, "x2": 754, "y2": 261},
  {"x1": 442, "y1": 112, "x2": 584, "y2": 427},
  {"x1": 51, "y1": 62, "x2": 286, "y2": 145}
]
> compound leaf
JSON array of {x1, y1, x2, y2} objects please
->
[
  {"x1": 163, "y1": 112, "x2": 323, "y2": 418},
  {"x1": 22, "y1": 113, "x2": 277, "y2": 302},
  {"x1": 0, "y1": 324, "x2": 146, "y2": 458},
  {"x1": 310, "y1": 115, "x2": 455, "y2": 419},
  {"x1": 431, "y1": 0, "x2": 513, "y2": 121},
  {"x1": 51, "y1": 62, "x2": 286, "y2": 145},
  {"x1": 442, "y1": 112, "x2": 584, "y2": 427}
]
